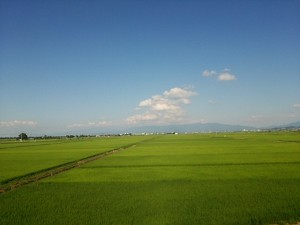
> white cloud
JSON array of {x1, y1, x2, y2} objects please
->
[
  {"x1": 163, "y1": 87, "x2": 197, "y2": 98},
  {"x1": 0, "y1": 120, "x2": 38, "y2": 127},
  {"x1": 126, "y1": 113, "x2": 158, "y2": 124},
  {"x1": 202, "y1": 70, "x2": 217, "y2": 77},
  {"x1": 126, "y1": 87, "x2": 197, "y2": 124},
  {"x1": 293, "y1": 103, "x2": 300, "y2": 108},
  {"x1": 202, "y1": 68, "x2": 237, "y2": 81},
  {"x1": 68, "y1": 121, "x2": 111, "y2": 128},
  {"x1": 218, "y1": 71, "x2": 236, "y2": 81},
  {"x1": 88, "y1": 121, "x2": 110, "y2": 126},
  {"x1": 139, "y1": 99, "x2": 152, "y2": 107},
  {"x1": 69, "y1": 123, "x2": 85, "y2": 128}
]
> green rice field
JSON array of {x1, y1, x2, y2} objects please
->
[
  {"x1": 1, "y1": 132, "x2": 300, "y2": 225},
  {"x1": 0, "y1": 136, "x2": 150, "y2": 183}
]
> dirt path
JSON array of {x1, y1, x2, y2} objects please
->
[{"x1": 0, "y1": 143, "x2": 137, "y2": 194}]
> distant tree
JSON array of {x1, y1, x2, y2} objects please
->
[{"x1": 18, "y1": 133, "x2": 28, "y2": 140}]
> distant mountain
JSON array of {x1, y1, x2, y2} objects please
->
[
  {"x1": 64, "y1": 121, "x2": 300, "y2": 136},
  {"x1": 283, "y1": 121, "x2": 300, "y2": 127},
  {"x1": 124, "y1": 123, "x2": 256, "y2": 134},
  {"x1": 268, "y1": 121, "x2": 300, "y2": 130}
]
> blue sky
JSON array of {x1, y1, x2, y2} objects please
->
[{"x1": 1, "y1": 0, "x2": 300, "y2": 136}]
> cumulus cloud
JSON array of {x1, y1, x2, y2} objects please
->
[
  {"x1": 0, "y1": 120, "x2": 38, "y2": 127},
  {"x1": 126, "y1": 87, "x2": 197, "y2": 124},
  {"x1": 68, "y1": 121, "x2": 111, "y2": 128},
  {"x1": 218, "y1": 71, "x2": 236, "y2": 81},
  {"x1": 202, "y1": 68, "x2": 237, "y2": 81},
  {"x1": 126, "y1": 113, "x2": 158, "y2": 124}
]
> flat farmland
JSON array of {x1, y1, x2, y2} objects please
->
[
  {"x1": 1, "y1": 132, "x2": 300, "y2": 225},
  {"x1": 0, "y1": 136, "x2": 150, "y2": 183}
]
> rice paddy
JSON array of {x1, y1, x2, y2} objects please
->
[{"x1": 0, "y1": 132, "x2": 300, "y2": 225}]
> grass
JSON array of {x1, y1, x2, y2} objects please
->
[
  {"x1": 0, "y1": 132, "x2": 300, "y2": 225},
  {"x1": 0, "y1": 136, "x2": 151, "y2": 183}
]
